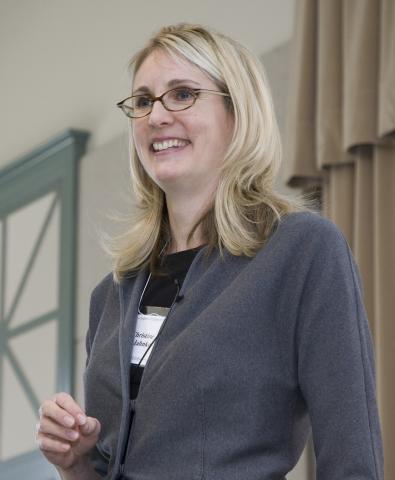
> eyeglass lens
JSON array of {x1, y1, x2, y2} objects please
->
[{"x1": 123, "y1": 87, "x2": 197, "y2": 117}]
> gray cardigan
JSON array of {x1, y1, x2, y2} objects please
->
[{"x1": 84, "y1": 212, "x2": 383, "y2": 480}]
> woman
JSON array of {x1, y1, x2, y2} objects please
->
[{"x1": 37, "y1": 24, "x2": 383, "y2": 480}]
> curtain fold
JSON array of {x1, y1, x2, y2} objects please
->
[{"x1": 285, "y1": 1, "x2": 395, "y2": 478}]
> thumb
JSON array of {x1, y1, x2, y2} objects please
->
[{"x1": 79, "y1": 417, "x2": 101, "y2": 437}]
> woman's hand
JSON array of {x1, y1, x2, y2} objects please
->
[{"x1": 36, "y1": 392, "x2": 101, "y2": 475}]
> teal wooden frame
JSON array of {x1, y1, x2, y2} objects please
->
[{"x1": 0, "y1": 129, "x2": 89, "y2": 479}]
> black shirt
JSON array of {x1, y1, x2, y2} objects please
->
[{"x1": 130, "y1": 247, "x2": 201, "y2": 399}]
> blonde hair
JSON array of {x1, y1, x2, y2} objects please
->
[{"x1": 108, "y1": 23, "x2": 308, "y2": 282}]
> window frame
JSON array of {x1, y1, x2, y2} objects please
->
[{"x1": 0, "y1": 129, "x2": 89, "y2": 479}]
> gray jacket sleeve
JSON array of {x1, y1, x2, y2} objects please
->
[{"x1": 296, "y1": 222, "x2": 384, "y2": 479}]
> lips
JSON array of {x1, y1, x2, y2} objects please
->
[{"x1": 151, "y1": 138, "x2": 190, "y2": 152}]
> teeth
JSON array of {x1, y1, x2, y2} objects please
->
[{"x1": 152, "y1": 139, "x2": 188, "y2": 151}]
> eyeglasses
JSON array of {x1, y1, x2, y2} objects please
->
[{"x1": 116, "y1": 86, "x2": 230, "y2": 119}]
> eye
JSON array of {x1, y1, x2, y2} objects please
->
[
  {"x1": 171, "y1": 87, "x2": 196, "y2": 102},
  {"x1": 134, "y1": 95, "x2": 152, "y2": 108}
]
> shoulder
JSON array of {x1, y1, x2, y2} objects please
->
[
  {"x1": 89, "y1": 272, "x2": 119, "y2": 317},
  {"x1": 273, "y1": 211, "x2": 348, "y2": 254},
  {"x1": 275, "y1": 212, "x2": 362, "y2": 294},
  {"x1": 276, "y1": 211, "x2": 343, "y2": 238},
  {"x1": 259, "y1": 211, "x2": 354, "y2": 281},
  {"x1": 91, "y1": 271, "x2": 116, "y2": 298},
  {"x1": 89, "y1": 269, "x2": 142, "y2": 314}
]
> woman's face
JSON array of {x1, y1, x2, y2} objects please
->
[{"x1": 132, "y1": 49, "x2": 234, "y2": 197}]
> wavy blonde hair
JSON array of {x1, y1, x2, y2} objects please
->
[{"x1": 108, "y1": 23, "x2": 307, "y2": 282}]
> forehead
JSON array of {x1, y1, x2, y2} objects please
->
[{"x1": 133, "y1": 49, "x2": 215, "y2": 91}]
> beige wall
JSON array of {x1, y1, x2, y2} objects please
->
[{"x1": 0, "y1": 0, "x2": 295, "y2": 169}]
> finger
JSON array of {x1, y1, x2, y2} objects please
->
[
  {"x1": 53, "y1": 393, "x2": 87, "y2": 426},
  {"x1": 79, "y1": 417, "x2": 101, "y2": 438},
  {"x1": 37, "y1": 433, "x2": 71, "y2": 453},
  {"x1": 40, "y1": 399, "x2": 78, "y2": 429},
  {"x1": 37, "y1": 417, "x2": 80, "y2": 442}
]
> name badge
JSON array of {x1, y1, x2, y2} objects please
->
[{"x1": 131, "y1": 312, "x2": 166, "y2": 366}]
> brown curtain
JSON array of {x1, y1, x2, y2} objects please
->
[{"x1": 285, "y1": 0, "x2": 395, "y2": 478}]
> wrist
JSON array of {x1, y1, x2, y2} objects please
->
[{"x1": 58, "y1": 455, "x2": 98, "y2": 480}]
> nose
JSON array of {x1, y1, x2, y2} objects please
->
[{"x1": 148, "y1": 99, "x2": 174, "y2": 127}]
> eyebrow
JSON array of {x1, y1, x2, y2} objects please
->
[{"x1": 132, "y1": 78, "x2": 201, "y2": 95}]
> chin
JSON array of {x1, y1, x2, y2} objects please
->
[
  {"x1": 153, "y1": 171, "x2": 185, "y2": 188},
  {"x1": 157, "y1": 174, "x2": 199, "y2": 196}
]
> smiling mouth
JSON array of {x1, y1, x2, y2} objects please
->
[{"x1": 151, "y1": 139, "x2": 190, "y2": 152}]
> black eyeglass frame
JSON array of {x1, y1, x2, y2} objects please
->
[{"x1": 116, "y1": 87, "x2": 231, "y2": 119}]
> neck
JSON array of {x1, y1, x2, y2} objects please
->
[{"x1": 165, "y1": 192, "x2": 212, "y2": 254}]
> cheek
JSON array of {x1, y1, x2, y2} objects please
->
[
  {"x1": 132, "y1": 120, "x2": 145, "y2": 144},
  {"x1": 210, "y1": 125, "x2": 231, "y2": 155},
  {"x1": 132, "y1": 127, "x2": 147, "y2": 158},
  {"x1": 132, "y1": 135, "x2": 150, "y2": 177}
]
